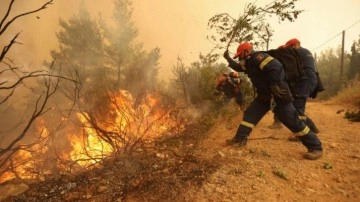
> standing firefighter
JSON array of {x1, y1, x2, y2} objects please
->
[
  {"x1": 223, "y1": 42, "x2": 323, "y2": 160},
  {"x1": 215, "y1": 71, "x2": 244, "y2": 107},
  {"x1": 284, "y1": 38, "x2": 323, "y2": 141}
]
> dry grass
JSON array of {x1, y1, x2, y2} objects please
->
[{"x1": 331, "y1": 75, "x2": 360, "y2": 107}]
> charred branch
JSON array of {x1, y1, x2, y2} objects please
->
[
  {"x1": 0, "y1": 32, "x2": 21, "y2": 62},
  {"x1": 0, "y1": 0, "x2": 53, "y2": 35}
]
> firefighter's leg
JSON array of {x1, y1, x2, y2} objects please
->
[
  {"x1": 306, "y1": 117, "x2": 320, "y2": 133},
  {"x1": 293, "y1": 76, "x2": 320, "y2": 133},
  {"x1": 227, "y1": 98, "x2": 270, "y2": 146},
  {"x1": 293, "y1": 95, "x2": 320, "y2": 133},
  {"x1": 274, "y1": 102, "x2": 322, "y2": 160}
]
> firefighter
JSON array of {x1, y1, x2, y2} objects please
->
[
  {"x1": 267, "y1": 45, "x2": 288, "y2": 129},
  {"x1": 284, "y1": 38, "x2": 322, "y2": 141},
  {"x1": 215, "y1": 71, "x2": 244, "y2": 107},
  {"x1": 223, "y1": 42, "x2": 323, "y2": 160}
]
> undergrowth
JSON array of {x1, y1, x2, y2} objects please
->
[{"x1": 331, "y1": 75, "x2": 360, "y2": 122}]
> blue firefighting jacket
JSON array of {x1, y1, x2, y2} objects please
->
[{"x1": 227, "y1": 51, "x2": 291, "y2": 101}]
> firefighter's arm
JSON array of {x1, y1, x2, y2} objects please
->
[
  {"x1": 257, "y1": 53, "x2": 282, "y2": 87},
  {"x1": 258, "y1": 53, "x2": 293, "y2": 101},
  {"x1": 223, "y1": 50, "x2": 245, "y2": 72}
]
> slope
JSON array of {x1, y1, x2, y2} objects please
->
[{"x1": 183, "y1": 100, "x2": 360, "y2": 201}]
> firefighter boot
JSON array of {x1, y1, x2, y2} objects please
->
[
  {"x1": 303, "y1": 150, "x2": 323, "y2": 160},
  {"x1": 225, "y1": 137, "x2": 247, "y2": 147},
  {"x1": 299, "y1": 132, "x2": 323, "y2": 160}
]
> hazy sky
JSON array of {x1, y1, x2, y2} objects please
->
[{"x1": 2, "y1": 0, "x2": 360, "y2": 76}]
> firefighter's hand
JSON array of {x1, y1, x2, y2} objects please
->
[
  {"x1": 270, "y1": 85, "x2": 287, "y2": 98},
  {"x1": 223, "y1": 50, "x2": 230, "y2": 59}
]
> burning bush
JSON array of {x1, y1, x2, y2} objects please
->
[{"x1": 0, "y1": 90, "x2": 185, "y2": 184}]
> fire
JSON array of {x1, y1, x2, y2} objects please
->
[
  {"x1": 68, "y1": 113, "x2": 113, "y2": 167},
  {"x1": 67, "y1": 90, "x2": 183, "y2": 166},
  {"x1": 0, "y1": 119, "x2": 50, "y2": 183},
  {"x1": 0, "y1": 90, "x2": 184, "y2": 184}
]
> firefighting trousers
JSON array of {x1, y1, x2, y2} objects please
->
[
  {"x1": 292, "y1": 72, "x2": 318, "y2": 132},
  {"x1": 234, "y1": 98, "x2": 322, "y2": 151},
  {"x1": 293, "y1": 96, "x2": 318, "y2": 132}
]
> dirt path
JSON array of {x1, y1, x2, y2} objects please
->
[{"x1": 183, "y1": 101, "x2": 360, "y2": 202}]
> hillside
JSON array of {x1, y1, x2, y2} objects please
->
[{"x1": 2, "y1": 101, "x2": 360, "y2": 202}]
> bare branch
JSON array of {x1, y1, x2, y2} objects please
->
[
  {"x1": 0, "y1": 0, "x2": 54, "y2": 35},
  {"x1": 0, "y1": 0, "x2": 15, "y2": 31},
  {"x1": 0, "y1": 32, "x2": 21, "y2": 62}
]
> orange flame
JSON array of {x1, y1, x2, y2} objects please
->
[{"x1": 0, "y1": 90, "x2": 184, "y2": 183}]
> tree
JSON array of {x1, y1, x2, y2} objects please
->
[
  {"x1": 0, "y1": 0, "x2": 76, "y2": 178},
  {"x1": 41, "y1": 0, "x2": 166, "y2": 159},
  {"x1": 316, "y1": 47, "x2": 350, "y2": 99},
  {"x1": 101, "y1": 0, "x2": 160, "y2": 96},
  {"x1": 171, "y1": 57, "x2": 190, "y2": 106},
  {"x1": 207, "y1": 0, "x2": 302, "y2": 50},
  {"x1": 187, "y1": 53, "x2": 227, "y2": 104},
  {"x1": 347, "y1": 37, "x2": 360, "y2": 80}
]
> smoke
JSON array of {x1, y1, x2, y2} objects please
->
[{"x1": 1, "y1": 0, "x2": 237, "y2": 77}]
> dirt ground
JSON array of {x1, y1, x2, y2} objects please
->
[
  {"x1": 2, "y1": 100, "x2": 360, "y2": 202},
  {"x1": 183, "y1": 100, "x2": 360, "y2": 202}
]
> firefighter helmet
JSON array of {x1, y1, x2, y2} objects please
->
[
  {"x1": 285, "y1": 38, "x2": 300, "y2": 47},
  {"x1": 233, "y1": 42, "x2": 253, "y2": 59}
]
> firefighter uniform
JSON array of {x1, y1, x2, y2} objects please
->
[
  {"x1": 292, "y1": 47, "x2": 319, "y2": 132},
  {"x1": 225, "y1": 50, "x2": 323, "y2": 153},
  {"x1": 216, "y1": 72, "x2": 244, "y2": 106}
]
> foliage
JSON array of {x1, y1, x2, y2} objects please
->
[
  {"x1": 323, "y1": 162, "x2": 333, "y2": 170},
  {"x1": 168, "y1": 52, "x2": 254, "y2": 113},
  {"x1": 100, "y1": 0, "x2": 160, "y2": 96},
  {"x1": 344, "y1": 110, "x2": 360, "y2": 122},
  {"x1": 168, "y1": 54, "x2": 226, "y2": 107},
  {"x1": 347, "y1": 38, "x2": 360, "y2": 80},
  {"x1": 315, "y1": 47, "x2": 349, "y2": 99},
  {"x1": 187, "y1": 54, "x2": 228, "y2": 104},
  {"x1": 272, "y1": 168, "x2": 288, "y2": 180},
  {"x1": 316, "y1": 35, "x2": 360, "y2": 100},
  {"x1": 331, "y1": 74, "x2": 360, "y2": 106},
  {"x1": 50, "y1": 0, "x2": 160, "y2": 108},
  {"x1": 207, "y1": 0, "x2": 303, "y2": 50}
]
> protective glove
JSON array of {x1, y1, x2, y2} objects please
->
[
  {"x1": 223, "y1": 50, "x2": 230, "y2": 60},
  {"x1": 270, "y1": 85, "x2": 287, "y2": 98}
]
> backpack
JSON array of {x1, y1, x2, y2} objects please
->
[{"x1": 265, "y1": 48, "x2": 304, "y2": 82}]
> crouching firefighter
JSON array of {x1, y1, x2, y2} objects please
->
[
  {"x1": 223, "y1": 42, "x2": 323, "y2": 160},
  {"x1": 215, "y1": 71, "x2": 244, "y2": 107}
]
